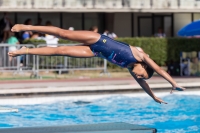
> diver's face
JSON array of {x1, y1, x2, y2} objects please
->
[{"x1": 132, "y1": 63, "x2": 148, "y2": 79}]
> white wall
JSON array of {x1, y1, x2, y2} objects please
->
[
  {"x1": 113, "y1": 13, "x2": 131, "y2": 37},
  {"x1": 0, "y1": 12, "x2": 196, "y2": 38},
  {"x1": 194, "y1": 13, "x2": 200, "y2": 21},
  {"x1": 174, "y1": 13, "x2": 192, "y2": 36}
]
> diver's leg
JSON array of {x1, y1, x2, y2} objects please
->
[
  {"x1": 8, "y1": 45, "x2": 94, "y2": 57},
  {"x1": 11, "y1": 24, "x2": 100, "y2": 45}
]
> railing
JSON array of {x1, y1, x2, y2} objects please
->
[
  {"x1": 180, "y1": 51, "x2": 200, "y2": 76},
  {"x1": 0, "y1": 44, "x2": 107, "y2": 78},
  {"x1": 0, "y1": 44, "x2": 35, "y2": 76},
  {"x1": 0, "y1": 0, "x2": 200, "y2": 10},
  {"x1": 36, "y1": 44, "x2": 107, "y2": 76}
]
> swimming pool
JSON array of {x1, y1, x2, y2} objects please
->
[{"x1": 0, "y1": 91, "x2": 200, "y2": 133}]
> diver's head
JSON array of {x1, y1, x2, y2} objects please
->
[{"x1": 132, "y1": 63, "x2": 154, "y2": 79}]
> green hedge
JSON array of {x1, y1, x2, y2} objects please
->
[
  {"x1": 116, "y1": 37, "x2": 167, "y2": 66},
  {"x1": 23, "y1": 38, "x2": 200, "y2": 66},
  {"x1": 58, "y1": 39, "x2": 77, "y2": 44},
  {"x1": 23, "y1": 39, "x2": 46, "y2": 46},
  {"x1": 117, "y1": 37, "x2": 200, "y2": 65},
  {"x1": 23, "y1": 39, "x2": 76, "y2": 46},
  {"x1": 167, "y1": 38, "x2": 200, "y2": 62}
]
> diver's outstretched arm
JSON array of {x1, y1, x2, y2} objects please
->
[
  {"x1": 11, "y1": 24, "x2": 100, "y2": 45},
  {"x1": 141, "y1": 53, "x2": 186, "y2": 93},
  {"x1": 129, "y1": 69, "x2": 167, "y2": 104}
]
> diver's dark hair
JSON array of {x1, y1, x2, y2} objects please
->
[
  {"x1": 146, "y1": 66, "x2": 154, "y2": 79},
  {"x1": 137, "y1": 62, "x2": 154, "y2": 79}
]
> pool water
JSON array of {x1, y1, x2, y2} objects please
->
[{"x1": 0, "y1": 92, "x2": 200, "y2": 133}]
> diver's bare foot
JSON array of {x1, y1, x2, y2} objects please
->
[
  {"x1": 8, "y1": 47, "x2": 27, "y2": 57},
  {"x1": 11, "y1": 24, "x2": 28, "y2": 32}
]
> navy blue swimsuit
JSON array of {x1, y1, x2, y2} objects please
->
[{"x1": 89, "y1": 35, "x2": 137, "y2": 68}]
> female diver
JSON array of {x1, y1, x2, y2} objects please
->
[{"x1": 8, "y1": 24, "x2": 186, "y2": 104}]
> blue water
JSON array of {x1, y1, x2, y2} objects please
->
[{"x1": 0, "y1": 94, "x2": 200, "y2": 133}]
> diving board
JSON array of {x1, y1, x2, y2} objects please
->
[{"x1": 0, "y1": 122, "x2": 157, "y2": 133}]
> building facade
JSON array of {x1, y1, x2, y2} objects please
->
[{"x1": 0, "y1": 0, "x2": 200, "y2": 37}]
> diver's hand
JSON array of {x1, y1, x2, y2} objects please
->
[
  {"x1": 170, "y1": 85, "x2": 186, "y2": 94},
  {"x1": 153, "y1": 96, "x2": 167, "y2": 104},
  {"x1": 11, "y1": 24, "x2": 26, "y2": 32}
]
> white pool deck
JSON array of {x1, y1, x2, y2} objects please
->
[{"x1": 0, "y1": 76, "x2": 200, "y2": 96}]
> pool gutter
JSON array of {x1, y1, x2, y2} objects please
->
[{"x1": 0, "y1": 80, "x2": 200, "y2": 97}]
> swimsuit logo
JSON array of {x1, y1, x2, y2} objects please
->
[{"x1": 103, "y1": 39, "x2": 107, "y2": 43}]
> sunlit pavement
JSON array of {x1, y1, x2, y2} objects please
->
[{"x1": 0, "y1": 76, "x2": 199, "y2": 97}]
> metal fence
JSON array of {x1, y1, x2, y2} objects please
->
[
  {"x1": 0, "y1": 44, "x2": 107, "y2": 77},
  {"x1": 0, "y1": 44, "x2": 36, "y2": 76}
]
